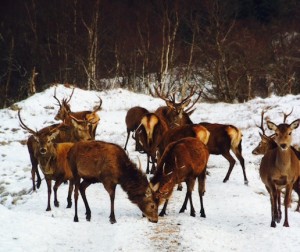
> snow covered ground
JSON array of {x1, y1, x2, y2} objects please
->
[{"x1": 1, "y1": 84, "x2": 300, "y2": 252}]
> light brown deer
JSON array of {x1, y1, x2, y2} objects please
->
[
  {"x1": 252, "y1": 109, "x2": 300, "y2": 212},
  {"x1": 259, "y1": 118, "x2": 300, "y2": 227},
  {"x1": 18, "y1": 110, "x2": 93, "y2": 211},
  {"x1": 124, "y1": 106, "x2": 149, "y2": 151},
  {"x1": 53, "y1": 87, "x2": 102, "y2": 139},
  {"x1": 67, "y1": 140, "x2": 159, "y2": 223},
  {"x1": 19, "y1": 110, "x2": 93, "y2": 192}
]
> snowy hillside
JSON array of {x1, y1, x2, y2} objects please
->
[{"x1": 1, "y1": 84, "x2": 300, "y2": 252}]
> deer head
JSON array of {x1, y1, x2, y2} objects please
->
[{"x1": 53, "y1": 87, "x2": 75, "y2": 121}]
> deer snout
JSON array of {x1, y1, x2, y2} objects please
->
[{"x1": 40, "y1": 147, "x2": 47, "y2": 155}]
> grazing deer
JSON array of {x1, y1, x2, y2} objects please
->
[
  {"x1": 53, "y1": 87, "x2": 102, "y2": 139},
  {"x1": 198, "y1": 122, "x2": 248, "y2": 185},
  {"x1": 19, "y1": 110, "x2": 93, "y2": 192},
  {"x1": 18, "y1": 110, "x2": 92, "y2": 211},
  {"x1": 252, "y1": 109, "x2": 300, "y2": 212},
  {"x1": 150, "y1": 137, "x2": 209, "y2": 217},
  {"x1": 259, "y1": 118, "x2": 300, "y2": 227},
  {"x1": 124, "y1": 106, "x2": 149, "y2": 151},
  {"x1": 67, "y1": 140, "x2": 159, "y2": 223},
  {"x1": 135, "y1": 113, "x2": 169, "y2": 174}
]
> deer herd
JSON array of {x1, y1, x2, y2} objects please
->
[{"x1": 17, "y1": 85, "x2": 300, "y2": 228}]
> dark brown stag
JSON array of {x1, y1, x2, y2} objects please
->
[
  {"x1": 19, "y1": 110, "x2": 93, "y2": 192},
  {"x1": 150, "y1": 137, "x2": 209, "y2": 217},
  {"x1": 67, "y1": 140, "x2": 159, "y2": 223},
  {"x1": 259, "y1": 118, "x2": 300, "y2": 227},
  {"x1": 252, "y1": 109, "x2": 300, "y2": 212},
  {"x1": 124, "y1": 106, "x2": 149, "y2": 151},
  {"x1": 18, "y1": 110, "x2": 92, "y2": 210},
  {"x1": 198, "y1": 122, "x2": 248, "y2": 185},
  {"x1": 53, "y1": 87, "x2": 102, "y2": 139}
]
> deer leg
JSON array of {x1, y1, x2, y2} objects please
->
[
  {"x1": 124, "y1": 130, "x2": 131, "y2": 150},
  {"x1": 283, "y1": 185, "x2": 292, "y2": 227},
  {"x1": 188, "y1": 191, "x2": 196, "y2": 217},
  {"x1": 222, "y1": 152, "x2": 236, "y2": 183},
  {"x1": 45, "y1": 179, "x2": 52, "y2": 211},
  {"x1": 73, "y1": 178, "x2": 80, "y2": 222},
  {"x1": 146, "y1": 154, "x2": 150, "y2": 174},
  {"x1": 177, "y1": 183, "x2": 183, "y2": 191},
  {"x1": 179, "y1": 192, "x2": 189, "y2": 213},
  {"x1": 159, "y1": 199, "x2": 169, "y2": 217},
  {"x1": 66, "y1": 180, "x2": 74, "y2": 208},
  {"x1": 276, "y1": 189, "x2": 282, "y2": 223},
  {"x1": 79, "y1": 180, "x2": 92, "y2": 221},
  {"x1": 53, "y1": 179, "x2": 64, "y2": 208},
  {"x1": 103, "y1": 183, "x2": 117, "y2": 224},
  {"x1": 150, "y1": 155, "x2": 157, "y2": 174},
  {"x1": 198, "y1": 171, "x2": 206, "y2": 218},
  {"x1": 232, "y1": 146, "x2": 248, "y2": 185},
  {"x1": 31, "y1": 157, "x2": 41, "y2": 191},
  {"x1": 269, "y1": 186, "x2": 277, "y2": 228}
]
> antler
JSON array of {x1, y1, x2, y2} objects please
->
[
  {"x1": 93, "y1": 96, "x2": 102, "y2": 112},
  {"x1": 256, "y1": 108, "x2": 270, "y2": 136},
  {"x1": 18, "y1": 110, "x2": 37, "y2": 135},
  {"x1": 282, "y1": 108, "x2": 293, "y2": 123},
  {"x1": 53, "y1": 87, "x2": 62, "y2": 107},
  {"x1": 185, "y1": 90, "x2": 202, "y2": 114},
  {"x1": 66, "y1": 87, "x2": 75, "y2": 103}
]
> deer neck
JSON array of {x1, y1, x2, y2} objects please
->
[{"x1": 275, "y1": 147, "x2": 292, "y2": 169}]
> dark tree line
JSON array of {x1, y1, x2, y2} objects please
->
[{"x1": 0, "y1": 0, "x2": 299, "y2": 107}]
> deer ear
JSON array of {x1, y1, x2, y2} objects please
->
[
  {"x1": 149, "y1": 182, "x2": 159, "y2": 192},
  {"x1": 290, "y1": 119, "x2": 300, "y2": 130},
  {"x1": 50, "y1": 129, "x2": 60, "y2": 140},
  {"x1": 165, "y1": 100, "x2": 175, "y2": 109},
  {"x1": 267, "y1": 121, "x2": 277, "y2": 131}
]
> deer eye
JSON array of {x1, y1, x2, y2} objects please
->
[{"x1": 289, "y1": 132, "x2": 292, "y2": 135}]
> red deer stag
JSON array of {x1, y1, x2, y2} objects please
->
[
  {"x1": 67, "y1": 140, "x2": 159, "y2": 223},
  {"x1": 153, "y1": 84, "x2": 201, "y2": 128},
  {"x1": 252, "y1": 109, "x2": 300, "y2": 212},
  {"x1": 259, "y1": 118, "x2": 300, "y2": 227},
  {"x1": 198, "y1": 122, "x2": 248, "y2": 185},
  {"x1": 19, "y1": 110, "x2": 93, "y2": 192},
  {"x1": 53, "y1": 87, "x2": 102, "y2": 139},
  {"x1": 124, "y1": 106, "x2": 149, "y2": 151},
  {"x1": 150, "y1": 137, "x2": 209, "y2": 217},
  {"x1": 135, "y1": 113, "x2": 169, "y2": 174},
  {"x1": 18, "y1": 110, "x2": 92, "y2": 211}
]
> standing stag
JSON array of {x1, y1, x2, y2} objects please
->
[
  {"x1": 259, "y1": 117, "x2": 300, "y2": 227},
  {"x1": 252, "y1": 109, "x2": 300, "y2": 212},
  {"x1": 53, "y1": 87, "x2": 102, "y2": 139},
  {"x1": 67, "y1": 140, "x2": 159, "y2": 223},
  {"x1": 124, "y1": 106, "x2": 149, "y2": 151},
  {"x1": 150, "y1": 137, "x2": 209, "y2": 217},
  {"x1": 19, "y1": 109, "x2": 93, "y2": 192},
  {"x1": 135, "y1": 84, "x2": 201, "y2": 174},
  {"x1": 18, "y1": 110, "x2": 92, "y2": 211}
]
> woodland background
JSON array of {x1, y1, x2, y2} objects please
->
[{"x1": 0, "y1": 0, "x2": 300, "y2": 108}]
